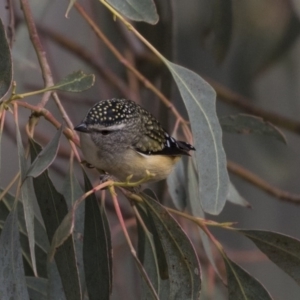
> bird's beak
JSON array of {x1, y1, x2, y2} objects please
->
[{"x1": 74, "y1": 122, "x2": 89, "y2": 133}]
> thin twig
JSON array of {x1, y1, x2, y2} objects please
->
[
  {"x1": 228, "y1": 160, "x2": 300, "y2": 204},
  {"x1": 75, "y1": 3, "x2": 191, "y2": 137}
]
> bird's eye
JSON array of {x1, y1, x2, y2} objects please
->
[{"x1": 100, "y1": 130, "x2": 111, "y2": 135}]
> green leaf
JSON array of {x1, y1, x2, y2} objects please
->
[
  {"x1": 167, "y1": 158, "x2": 187, "y2": 211},
  {"x1": 239, "y1": 230, "x2": 300, "y2": 286},
  {"x1": 143, "y1": 193, "x2": 201, "y2": 299},
  {"x1": 83, "y1": 171, "x2": 112, "y2": 300},
  {"x1": 0, "y1": 208, "x2": 30, "y2": 300},
  {"x1": 47, "y1": 261, "x2": 67, "y2": 300},
  {"x1": 220, "y1": 114, "x2": 287, "y2": 144},
  {"x1": 0, "y1": 18, "x2": 13, "y2": 101},
  {"x1": 224, "y1": 255, "x2": 272, "y2": 299},
  {"x1": 29, "y1": 139, "x2": 82, "y2": 300},
  {"x1": 136, "y1": 203, "x2": 160, "y2": 298},
  {"x1": 0, "y1": 189, "x2": 49, "y2": 278},
  {"x1": 16, "y1": 122, "x2": 37, "y2": 276},
  {"x1": 49, "y1": 70, "x2": 95, "y2": 92},
  {"x1": 107, "y1": 0, "x2": 159, "y2": 24},
  {"x1": 163, "y1": 60, "x2": 229, "y2": 215},
  {"x1": 227, "y1": 182, "x2": 251, "y2": 208},
  {"x1": 26, "y1": 277, "x2": 47, "y2": 300},
  {"x1": 26, "y1": 126, "x2": 62, "y2": 178}
]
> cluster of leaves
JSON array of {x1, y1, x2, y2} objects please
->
[{"x1": 1, "y1": 1, "x2": 300, "y2": 299}]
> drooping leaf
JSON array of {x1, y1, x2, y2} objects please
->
[
  {"x1": 0, "y1": 189, "x2": 49, "y2": 278},
  {"x1": 107, "y1": 0, "x2": 159, "y2": 24},
  {"x1": 0, "y1": 208, "x2": 30, "y2": 300},
  {"x1": 29, "y1": 139, "x2": 82, "y2": 300},
  {"x1": 220, "y1": 114, "x2": 287, "y2": 144},
  {"x1": 0, "y1": 19, "x2": 13, "y2": 101},
  {"x1": 49, "y1": 70, "x2": 95, "y2": 92},
  {"x1": 167, "y1": 158, "x2": 187, "y2": 211},
  {"x1": 83, "y1": 170, "x2": 112, "y2": 300},
  {"x1": 227, "y1": 181, "x2": 251, "y2": 208},
  {"x1": 239, "y1": 230, "x2": 300, "y2": 286},
  {"x1": 26, "y1": 277, "x2": 47, "y2": 300},
  {"x1": 16, "y1": 121, "x2": 37, "y2": 276},
  {"x1": 136, "y1": 203, "x2": 160, "y2": 298},
  {"x1": 142, "y1": 193, "x2": 201, "y2": 299},
  {"x1": 224, "y1": 255, "x2": 272, "y2": 299},
  {"x1": 47, "y1": 260, "x2": 67, "y2": 300},
  {"x1": 163, "y1": 60, "x2": 229, "y2": 215},
  {"x1": 26, "y1": 126, "x2": 62, "y2": 178}
]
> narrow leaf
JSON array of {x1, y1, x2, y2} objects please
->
[
  {"x1": 107, "y1": 0, "x2": 159, "y2": 24},
  {"x1": 220, "y1": 114, "x2": 287, "y2": 144},
  {"x1": 0, "y1": 209, "x2": 30, "y2": 300},
  {"x1": 49, "y1": 70, "x2": 95, "y2": 92},
  {"x1": 26, "y1": 126, "x2": 62, "y2": 178},
  {"x1": 29, "y1": 139, "x2": 82, "y2": 300},
  {"x1": 16, "y1": 121, "x2": 37, "y2": 276},
  {"x1": 224, "y1": 255, "x2": 272, "y2": 299},
  {"x1": 164, "y1": 60, "x2": 229, "y2": 215},
  {"x1": 26, "y1": 277, "x2": 47, "y2": 300},
  {"x1": 239, "y1": 230, "x2": 300, "y2": 286},
  {"x1": 83, "y1": 171, "x2": 112, "y2": 300},
  {"x1": 167, "y1": 158, "x2": 187, "y2": 211},
  {"x1": 143, "y1": 193, "x2": 201, "y2": 299},
  {"x1": 47, "y1": 260, "x2": 67, "y2": 300},
  {"x1": 227, "y1": 182, "x2": 251, "y2": 208},
  {"x1": 136, "y1": 203, "x2": 160, "y2": 298},
  {"x1": 0, "y1": 19, "x2": 13, "y2": 101}
]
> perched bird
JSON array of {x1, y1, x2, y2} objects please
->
[{"x1": 74, "y1": 98, "x2": 195, "y2": 183}]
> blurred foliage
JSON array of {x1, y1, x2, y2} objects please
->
[{"x1": 1, "y1": 0, "x2": 300, "y2": 299}]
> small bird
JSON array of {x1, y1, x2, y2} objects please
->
[{"x1": 74, "y1": 98, "x2": 195, "y2": 183}]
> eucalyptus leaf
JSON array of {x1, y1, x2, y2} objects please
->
[
  {"x1": 224, "y1": 255, "x2": 272, "y2": 299},
  {"x1": 163, "y1": 60, "x2": 229, "y2": 215},
  {"x1": 49, "y1": 70, "x2": 95, "y2": 92},
  {"x1": 167, "y1": 158, "x2": 187, "y2": 211},
  {"x1": 220, "y1": 114, "x2": 287, "y2": 144},
  {"x1": 136, "y1": 203, "x2": 160, "y2": 298},
  {"x1": 16, "y1": 121, "x2": 37, "y2": 276},
  {"x1": 227, "y1": 181, "x2": 251, "y2": 208},
  {"x1": 83, "y1": 171, "x2": 112, "y2": 300},
  {"x1": 65, "y1": 0, "x2": 76, "y2": 18},
  {"x1": 29, "y1": 139, "x2": 82, "y2": 300},
  {"x1": 26, "y1": 126, "x2": 62, "y2": 178},
  {"x1": 107, "y1": 0, "x2": 159, "y2": 24},
  {"x1": 26, "y1": 277, "x2": 47, "y2": 300},
  {"x1": 0, "y1": 18, "x2": 13, "y2": 101},
  {"x1": 0, "y1": 209, "x2": 30, "y2": 300},
  {"x1": 239, "y1": 230, "x2": 300, "y2": 286},
  {"x1": 143, "y1": 193, "x2": 201, "y2": 299}
]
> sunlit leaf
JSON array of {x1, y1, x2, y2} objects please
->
[
  {"x1": 143, "y1": 193, "x2": 201, "y2": 299},
  {"x1": 167, "y1": 159, "x2": 187, "y2": 211},
  {"x1": 107, "y1": 0, "x2": 159, "y2": 24},
  {"x1": 49, "y1": 70, "x2": 95, "y2": 92},
  {"x1": 26, "y1": 126, "x2": 62, "y2": 178},
  {"x1": 220, "y1": 114, "x2": 287, "y2": 144},
  {"x1": 239, "y1": 230, "x2": 300, "y2": 286},
  {"x1": 227, "y1": 181, "x2": 251, "y2": 208},
  {"x1": 0, "y1": 209, "x2": 29, "y2": 299},
  {"x1": 224, "y1": 255, "x2": 272, "y2": 299},
  {"x1": 16, "y1": 121, "x2": 37, "y2": 276},
  {"x1": 0, "y1": 19, "x2": 12, "y2": 101},
  {"x1": 29, "y1": 139, "x2": 82, "y2": 300},
  {"x1": 26, "y1": 277, "x2": 47, "y2": 300},
  {"x1": 136, "y1": 203, "x2": 160, "y2": 298},
  {"x1": 164, "y1": 59, "x2": 229, "y2": 215},
  {"x1": 83, "y1": 171, "x2": 112, "y2": 300}
]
